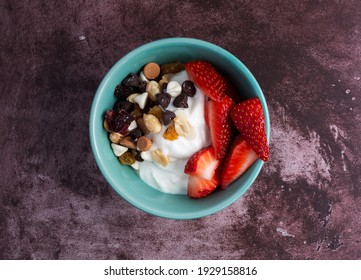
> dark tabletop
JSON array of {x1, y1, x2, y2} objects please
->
[{"x1": 1, "y1": 0, "x2": 360, "y2": 260}]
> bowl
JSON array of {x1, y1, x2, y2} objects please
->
[{"x1": 89, "y1": 38, "x2": 270, "y2": 219}]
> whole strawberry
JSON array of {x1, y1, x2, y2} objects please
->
[{"x1": 230, "y1": 97, "x2": 269, "y2": 161}]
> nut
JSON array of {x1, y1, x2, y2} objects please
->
[
  {"x1": 103, "y1": 119, "x2": 111, "y2": 132},
  {"x1": 148, "y1": 105, "x2": 162, "y2": 122},
  {"x1": 137, "y1": 136, "x2": 153, "y2": 151},
  {"x1": 109, "y1": 132, "x2": 123, "y2": 144},
  {"x1": 146, "y1": 81, "x2": 161, "y2": 101},
  {"x1": 174, "y1": 117, "x2": 192, "y2": 137},
  {"x1": 159, "y1": 75, "x2": 169, "y2": 87},
  {"x1": 119, "y1": 136, "x2": 137, "y2": 149},
  {"x1": 152, "y1": 149, "x2": 169, "y2": 167},
  {"x1": 126, "y1": 93, "x2": 140, "y2": 103},
  {"x1": 136, "y1": 118, "x2": 150, "y2": 134},
  {"x1": 143, "y1": 113, "x2": 162, "y2": 134}
]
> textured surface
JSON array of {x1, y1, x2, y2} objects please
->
[{"x1": 1, "y1": 0, "x2": 361, "y2": 259}]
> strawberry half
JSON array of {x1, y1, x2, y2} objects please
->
[
  {"x1": 207, "y1": 96, "x2": 235, "y2": 160},
  {"x1": 188, "y1": 171, "x2": 220, "y2": 199},
  {"x1": 184, "y1": 146, "x2": 220, "y2": 180},
  {"x1": 185, "y1": 61, "x2": 230, "y2": 102},
  {"x1": 221, "y1": 135, "x2": 259, "y2": 189},
  {"x1": 230, "y1": 97, "x2": 269, "y2": 161}
]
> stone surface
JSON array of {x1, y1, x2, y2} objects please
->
[{"x1": 1, "y1": 0, "x2": 361, "y2": 259}]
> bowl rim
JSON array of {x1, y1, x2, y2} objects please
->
[{"x1": 89, "y1": 37, "x2": 270, "y2": 219}]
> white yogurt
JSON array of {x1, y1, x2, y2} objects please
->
[{"x1": 137, "y1": 70, "x2": 211, "y2": 194}]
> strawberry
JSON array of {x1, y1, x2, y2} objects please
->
[
  {"x1": 207, "y1": 96, "x2": 235, "y2": 160},
  {"x1": 221, "y1": 135, "x2": 259, "y2": 189},
  {"x1": 184, "y1": 146, "x2": 220, "y2": 180},
  {"x1": 185, "y1": 61, "x2": 230, "y2": 102},
  {"x1": 187, "y1": 171, "x2": 220, "y2": 198},
  {"x1": 230, "y1": 97, "x2": 269, "y2": 161}
]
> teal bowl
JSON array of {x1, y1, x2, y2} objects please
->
[{"x1": 89, "y1": 38, "x2": 270, "y2": 219}]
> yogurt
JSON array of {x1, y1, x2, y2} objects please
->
[{"x1": 137, "y1": 70, "x2": 211, "y2": 194}]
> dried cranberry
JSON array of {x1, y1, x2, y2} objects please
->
[
  {"x1": 106, "y1": 109, "x2": 134, "y2": 135},
  {"x1": 182, "y1": 80, "x2": 196, "y2": 97}
]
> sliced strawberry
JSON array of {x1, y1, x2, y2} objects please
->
[
  {"x1": 185, "y1": 61, "x2": 228, "y2": 102},
  {"x1": 184, "y1": 146, "x2": 219, "y2": 180},
  {"x1": 221, "y1": 135, "x2": 259, "y2": 189},
  {"x1": 230, "y1": 97, "x2": 269, "y2": 161},
  {"x1": 187, "y1": 172, "x2": 220, "y2": 199},
  {"x1": 207, "y1": 96, "x2": 235, "y2": 160}
]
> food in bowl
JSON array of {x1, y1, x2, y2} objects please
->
[{"x1": 103, "y1": 60, "x2": 269, "y2": 198}]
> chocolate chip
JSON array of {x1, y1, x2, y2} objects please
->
[
  {"x1": 122, "y1": 73, "x2": 140, "y2": 87},
  {"x1": 162, "y1": 110, "x2": 176, "y2": 125},
  {"x1": 113, "y1": 100, "x2": 133, "y2": 112},
  {"x1": 156, "y1": 93, "x2": 171, "y2": 109},
  {"x1": 173, "y1": 92, "x2": 188, "y2": 108},
  {"x1": 182, "y1": 80, "x2": 196, "y2": 97}
]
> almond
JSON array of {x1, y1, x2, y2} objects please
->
[
  {"x1": 152, "y1": 149, "x2": 169, "y2": 167},
  {"x1": 143, "y1": 113, "x2": 161, "y2": 133}
]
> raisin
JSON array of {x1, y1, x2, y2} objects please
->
[
  {"x1": 182, "y1": 80, "x2": 196, "y2": 97},
  {"x1": 129, "y1": 128, "x2": 143, "y2": 140},
  {"x1": 161, "y1": 82, "x2": 168, "y2": 94},
  {"x1": 161, "y1": 110, "x2": 176, "y2": 126},
  {"x1": 173, "y1": 92, "x2": 188, "y2": 108},
  {"x1": 106, "y1": 109, "x2": 134, "y2": 135},
  {"x1": 118, "y1": 151, "x2": 136, "y2": 165},
  {"x1": 138, "y1": 81, "x2": 147, "y2": 93},
  {"x1": 113, "y1": 100, "x2": 133, "y2": 112},
  {"x1": 156, "y1": 92, "x2": 171, "y2": 109},
  {"x1": 131, "y1": 149, "x2": 144, "y2": 162},
  {"x1": 130, "y1": 109, "x2": 142, "y2": 121},
  {"x1": 122, "y1": 73, "x2": 140, "y2": 87},
  {"x1": 161, "y1": 62, "x2": 185, "y2": 74},
  {"x1": 163, "y1": 123, "x2": 179, "y2": 141}
]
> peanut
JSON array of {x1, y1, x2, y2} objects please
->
[{"x1": 109, "y1": 132, "x2": 123, "y2": 144}]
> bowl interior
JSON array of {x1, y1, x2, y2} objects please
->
[{"x1": 90, "y1": 38, "x2": 269, "y2": 219}]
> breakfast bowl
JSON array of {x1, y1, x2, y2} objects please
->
[{"x1": 89, "y1": 37, "x2": 270, "y2": 219}]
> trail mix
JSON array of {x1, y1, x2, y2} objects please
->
[{"x1": 103, "y1": 61, "x2": 197, "y2": 168}]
